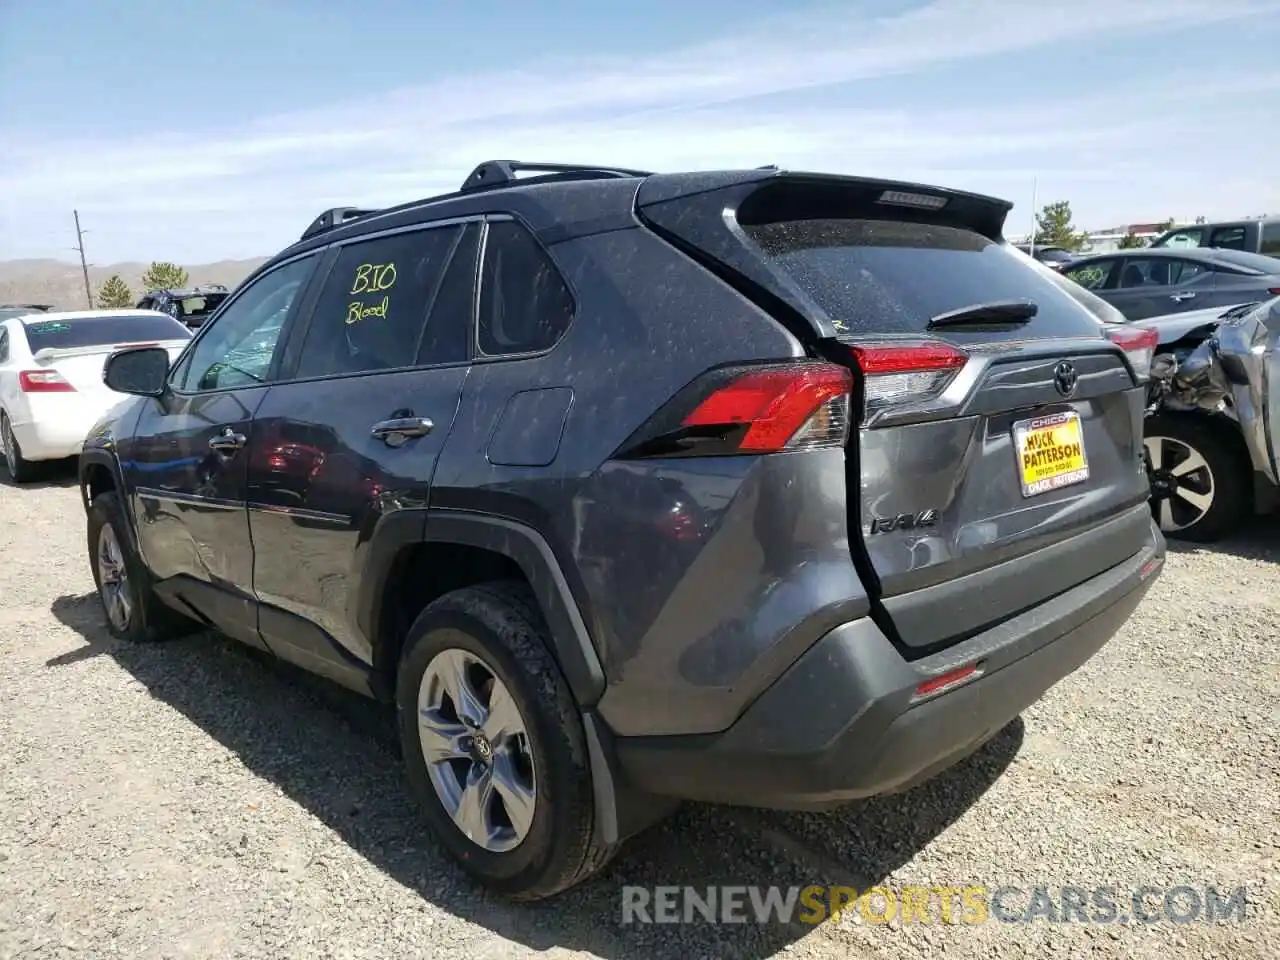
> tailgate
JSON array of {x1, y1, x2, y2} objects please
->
[{"x1": 638, "y1": 171, "x2": 1153, "y2": 653}]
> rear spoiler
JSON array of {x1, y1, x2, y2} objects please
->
[
  {"x1": 635, "y1": 168, "x2": 1014, "y2": 342},
  {"x1": 32, "y1": 339, "x2": 190, "y2": 363}
]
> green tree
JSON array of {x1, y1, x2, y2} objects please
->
[
  {"x1": 97, "y1": 274, "x2": 134, "y2": 308},
  {"x1": 1156, "y1": 218, "x2": 1176, "y2": 232},
  {"x1": 141, "y1": 261, "x2": 189, "y2": 291},
  {"x1": 1034, "y1": 201, "x2": 1088, "y2": 251},
  {"x1": 1117, "y1": 232, "x2": 1147, "y2": 249}
]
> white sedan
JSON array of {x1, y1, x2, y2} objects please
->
[{"x1": 0, "y1": 308, "x2": 191, "y2": 482}]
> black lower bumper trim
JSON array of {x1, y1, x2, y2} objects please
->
[{"x1": 613, "y1": 521, "x2": 1164, "y2": 811}]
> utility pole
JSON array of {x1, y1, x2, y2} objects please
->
[{"x1": 73, "y1": 210, "x2": 93, "y2": 308}]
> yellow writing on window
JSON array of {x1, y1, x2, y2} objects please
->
[
  {"x1": 350, "y1": 262, "x2": 397, "y2": 295},
  {"x1": 347, "y1": 296, "x2": 389, "y2": 325}
]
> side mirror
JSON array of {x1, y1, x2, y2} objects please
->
[{"x1": 104, "y1": 346, "x2": 171, "y2": 397}]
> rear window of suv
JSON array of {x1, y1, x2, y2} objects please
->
[
  {"x1": 740, "y1": 218, "x2": 1109, "y2": 339},
  {"x1": 21, "y1": 314, "x2": 192, "y2": 351}
]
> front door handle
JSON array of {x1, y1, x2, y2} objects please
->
[
  {"x1": 371, "y1": 417, "x2": 434, "y2": 442},
  {"x1": 209, "y1": 428, "x2": 246, "y2": 453},
  {"x1": 1170, "y1": 291, "x2": 1197, "y2": 302}
]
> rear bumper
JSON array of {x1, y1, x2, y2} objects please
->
[
  {"x1": 614, "y1": 516, "x2": 1165, "y2": 810},
  {"x1": 10, "y1": 393, "x2": 124, "y2": 462},
  {"x1": 11, "y1": 415, "x2": 101, "y2": 461}
]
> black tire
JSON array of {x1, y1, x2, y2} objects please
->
[
  {"x1": 396, "y1": 581, "x2": 614, "y2": 901},
  {"x1": 87, "y1": 490, "x2": 193, "y2": 642},
  {"x1": 1, "y1": 413, "x2": 38, "y2": 484},
  {"x1": 1144, "y1": 413, "x2": 1251, "y2": 543}
]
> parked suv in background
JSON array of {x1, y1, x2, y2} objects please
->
[
  {"x1": 136, "y1": 285, "x2": 230, "y2": 328},
  {"x1": 1151, "y1": 216, "x2": 1280, "y2": 258},
  {"x1": 79, "y1": 160, "x2": 1166, "y2": 900}
]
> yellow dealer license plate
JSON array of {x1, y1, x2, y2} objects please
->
[{"x1": 1012, "y1": 411, "x2": 1089, "y2": 498}]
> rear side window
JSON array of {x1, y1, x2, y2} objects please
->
[
  {"x1": 295, "y1": 225, "x2": 462, "y2": 379},
  {"x1": 21, "y1": 314, "x2": 192, "y2": 351},
  {"x1": 0, "y1": 328, "x2": 8, "y2": 363},
  {"x1": 1156, "y1": 228, "x2": 1205, "y2": 249},
  {"x1": 741, "y1": 219, "x2": 1107, "y2": 339},
  {"x1": 1208, "y1": 226, "x2": 1248, "y2": 251},
  {"x1": 1263, "y1": 223, "x2": 1280, "y2": 256},
  {"x1": 477, "y1": 220, "x2": 575, "y2": 356}
]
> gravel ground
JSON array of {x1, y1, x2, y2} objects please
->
[{"x1": 0, "y1": 467, "x2": 1277, "y2": 960}]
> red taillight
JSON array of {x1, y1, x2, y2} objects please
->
[
  {"x1": 847, "y1": 340, "x2": 969, "y2": 419},
  {"x1": 616, "y1": 361, "x2": 853, "y2": 459},
  {"x1": 18, "y1": 370, "x2": 76, "y2": 393},
  {"x1": 682, "y1": 364, "x2": 852, "y2": 453},
  {"x1": 1267, "y1": 287, "x2": 1280, "y2": 296},
  {"x1": 1104, "y1": 325, "x2": 1159, "y2": 381}
]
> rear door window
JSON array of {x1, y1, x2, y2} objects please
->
[
  {"x1": 1114, "y1": 258, "x2": 1208, "y2": 288},
  {"x1": 1208, "y1": 226, "x2": 1248, "y2": 251},
  {"x1": 415, "y1": 223, "x2": 479, "y2": 367},
  {"x1": 740, "y1": 218, "x2": 1111, "y2": 340},
  {"x1": 21, "y1": 314, "x2": 192, "y2": 351},
  {"x1": 1063, "y1": 260, "x2": 1116, "y2": 291},
  {"x1": 1156, "y1": 228, "x2": 1206, "y2": 249},
  {"x1": 1262, "y1": 223, "x2": 1280, "y2": 256},
  {"x1": 294, "y1": 225, "x2": 463, "y2": 379}
]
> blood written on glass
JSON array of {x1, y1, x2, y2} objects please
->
[
  {"x1": 346, "y1": 296, "x2": 389, "y2": 325},
  {"x1": 346, "y1": 261, "x2": 397, "y2": 325}
]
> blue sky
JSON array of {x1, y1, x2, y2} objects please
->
[{"x1": 2, "y1": 0, "x2": 1278, "y2": 264}]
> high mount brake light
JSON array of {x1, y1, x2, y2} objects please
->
[
  {"x1": 848, "y1": 340, "x2": 969, "y2": 419},
  {"x1": 618, "y1": 362, "x2": 853, "y2": 458},
  {"x1": 1104, "y1": 326, "x2": 1159, "y2": 381},
  {"x1": 18, "y1": 370, "x2": 76, "y2": 393}
]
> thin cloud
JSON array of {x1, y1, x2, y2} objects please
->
[{"x1": 2, "y1": 0, "x2": 1277, "y2": 261}]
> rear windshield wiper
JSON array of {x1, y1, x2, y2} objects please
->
[{"x1": 927, "y1": 299, "x2": 1038, "y2": 330}]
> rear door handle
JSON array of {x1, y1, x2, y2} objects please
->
[
  {"x1": 209, "y1": 428, "x2": 246, "y2": 452},
  {"x1": 1170, "y1": 291, "x2": 1196, "y2": 302},
  {"x1": 370, "y1": 417, "x2": 434, "y2": 442}
]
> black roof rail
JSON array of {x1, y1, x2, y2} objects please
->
[
  {"x1": 300, "y1": 206, "x2": 381, "y2": 241},
  {"x1": 459, "y1": 160, "x2": 652, "y2": 193}
]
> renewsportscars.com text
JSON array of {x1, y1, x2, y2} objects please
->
[{"x1": 620, "y1": 884, "x2": 1252, "y2": 926}]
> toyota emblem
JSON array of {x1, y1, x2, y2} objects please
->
[{"x1": 1053, "y1": 360, "x2": 1078, "y2": 398}]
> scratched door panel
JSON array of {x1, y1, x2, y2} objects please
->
[{"x1": 249, "y1": 221, "x2": 473, "y2": 671}]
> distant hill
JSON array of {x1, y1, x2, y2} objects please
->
[{"x1": 0, "y1": 257, "x2": 269, "y2": 310}]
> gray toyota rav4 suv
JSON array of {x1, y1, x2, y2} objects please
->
[{"x1": 80, "y1": 161, "x2": 1166, "y2": 901}]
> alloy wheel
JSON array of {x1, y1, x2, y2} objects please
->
[
  {"x1": 97, "y1": 523, "x2": 133, "y2": 631},
  {"x1": 1, "y1": 419, "x2": 15, "y2": 477},
  {"x1": 416, "y1": 647, "x2": 537, "y2": 853},
  {"x1": 1144, "y1": 435, "x2": 1215, "y2": 533}
]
